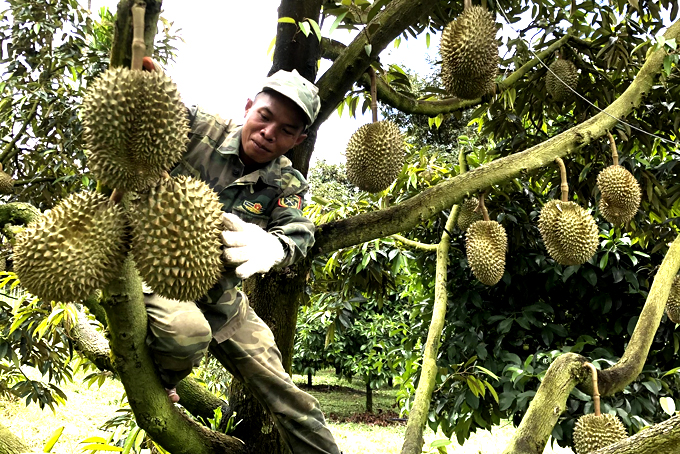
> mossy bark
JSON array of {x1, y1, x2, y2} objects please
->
[
  {"x1": 0, "y1": 423, "x2": 27, "y2": 454},
  {"x1": 589, "y1": 414, "x2": 680, "y2": 454}
]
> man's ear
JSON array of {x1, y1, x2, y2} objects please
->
[
  {"x1": 244, "y1": 98, "x2": 254, "y2": 116},
  {"x1": 294, "y1": 133, "x2": 307, "y2": 146}
]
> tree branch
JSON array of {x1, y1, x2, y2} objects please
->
[
  {"x1": 312, "y1": 19, "x2": 680, "y2": 255},
  {"x1": 589, "y1": 414, "x2": 680, "y2": 454},
  {"x1": 391, "y1": 234, "x2": 437, "y2": 251},
  {"x1": 0, "y1": 99, "x2": 40, "y2": 164},
  {"x1": 12, "y1": 177, "x2": 57, "y2": 186}
]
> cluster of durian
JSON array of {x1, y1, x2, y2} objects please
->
[
  {"x1": 0, "y1": 163, "x2": 14, "y2": 194},
  {"x1": 14, "y1": 66, "x2": 224, "y2": 303},
  {"x1": 440, "y1": 5, "x2": 498, "y2": 99},
  {"x1": 666, "y1": 275, "x2": 680, "y2": 324},
  {"x1": 573, "y1": 412, "x2": 627, "y2": 453},
  {"x1": 345, "y1": 120, "x2": 406, "y2": 193},
  {"x1": 545, "y1": 58, "x2": 579, "y2": 102}
]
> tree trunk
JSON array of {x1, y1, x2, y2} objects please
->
[
  {"x1": 212, "y1": 262, "x2": 309, "y2": 453},
  {"x1": 308, "y1": 372, "x2": 313, "y2": 387},
  {"x1": 0, "y1": 423, "x2": 28, "y2": 454},
  {"x1": 366, "y1": 376, "x2": 373, "y2": 413}
]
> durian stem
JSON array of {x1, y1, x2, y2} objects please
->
[
  {"x1": 481, "y1": 0, "x2": 487, "y2": 9},
  {"x1": 464, "y1": 0, "x2": 472, "y2": 10},
  {"x1": 585, "y1": 362, "x2": 601, "y2": 416},
  {"x1": 607, "y1": 130, "x2": 619, "y2": 166},
  {"x1": 369, "y1": 66, "x2": 378, "y2": 123},
  {"x1": 479, "y1": 190, "x2": 490, "y2": 222},
  {"x1": 110, "y1": 188, "x2": 126, "y2": 204},
  {"x1": 555, "y1": 157, "x2": 569, "y2": 202},
  {"x1": 131, "y1": 2, "x2": 147, "y2": 71}
]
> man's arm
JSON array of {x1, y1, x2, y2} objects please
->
[{"x1": 267, "y1": 190, "x2": 316, "y2": 268}]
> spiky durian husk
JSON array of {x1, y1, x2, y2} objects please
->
[
  {"x1": 132, "y1": 175, "x2": 224, "y2": 301},
  {"x1": 573, "y1": 413, "x2": 627, "y2": 454},
  {"x1": 82, "y1": 67, "x2": 189, "y2": 191},
  {"x1": 440, "y1": 5, "x2": 498, "y2": 99},
  {"x1": 466, "y1": 220, "x2": 507, "y2": 286},
  {"x1": 545, "y1": 59, "x2": 578, "y2": 102},
  {"x1": 14, "y1": 192, "x2": 127, "y2": 302},
  {"x1": 0, "y1": 170, "x2": 14, "y2": 194},
  {"x1": 597, "y1": 165, "x2": 641, "y2": 225},
  {"x1": 457, "y1": 197, "x2": 483, "y2": 232},
  {"x1": 538, "y1": 200, "x2": 598, "y2": 266},
  {"x1": 345, "y1": 121, "x2": 406, "y2": 193},
  {"x1": 666, "y1": 275, "x2": 680, "y2": 324}
]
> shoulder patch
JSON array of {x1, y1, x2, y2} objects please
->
[{"x1": 278, "y1": 195, "x2": 302, "y2": 209}]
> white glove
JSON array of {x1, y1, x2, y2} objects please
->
[{"x1": 221, "y1": 213, "x2": 286, "y2": 279}]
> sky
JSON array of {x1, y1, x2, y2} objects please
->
[{"x1": 88, "y1": 0, "x2": 439, "y2": 167}]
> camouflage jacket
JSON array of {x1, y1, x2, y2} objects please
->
[{"x1": 170, "y1": 106, "x2": 315, "y2": 342}]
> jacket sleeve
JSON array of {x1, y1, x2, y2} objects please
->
[{"x1": 267, "y1": 168, "x2": 316, "y2": 267}]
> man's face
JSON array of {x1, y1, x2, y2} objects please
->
[{"x1": 240, "y1": 91, "x2": 308, "y2": 166}]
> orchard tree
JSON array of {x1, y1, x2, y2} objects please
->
[{"x1": 2, "y1": 1, "x2": 680, "y2": 454}]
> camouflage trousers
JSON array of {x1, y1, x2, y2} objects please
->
[{"x1": 145, "y1": 294, "x2": 340, "y2": 454}]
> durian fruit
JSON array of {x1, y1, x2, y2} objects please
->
[
  {"x1": 440, "y1": 5, "x2": 498, "y2": 99},
  {"x1": 466, "y1": 220, "x2": 507, "y2": 286},
  {"x1": 545, "y1": 58, "x2": 578, "y2": 102},
  {"x1": 573, "y1": 413, "x2": 627, "y2": 454},
  {"x1": 596, "y1": 133, "x2": 641, "y2": 226},
  {"x1": 538, "y1": 199, "x2": 599, "y2": 266},
  {"x1": 345, "y1": 121, "x2": 406, "y2": 193},
  {"x1": 132, "y1": 175, "x2": 224, "y2": 301},
  {"x1": 457, "y1": 197, "x2": 483, "y2": 232},
  {"x1": 573, "y1": 362, "x2": 627, "y2": 454},
  {"x1": 0, "y1": 163, "x2": 14, "y2": 194},
  {"x1": 82, "y1": 67, "x2": 189, "y2": 192},
  {"x1": 666, "y1": 275, "x2": 680, "y2": 324},
  {"x1": 13, "y1": 191, "x2": 127, "y2": 302}
]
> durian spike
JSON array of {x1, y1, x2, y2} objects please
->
[
  {"x1": 131, "y1": 2, "x2": 147, "y2": 71},
  {"x1": 585, "y1": 362, "x2": 601, "y2": 416},
  {"x1": 606, "y1": 130, "x2": 619, "y2": 166},
  {"x1": 555, "y1": 157, "x2": 569, "y2": 202},
  {"x1": 479, "y1": 190, "x2": 491, "y2": 222},
  {"x1": 369, "y1": 66, "x2": 378, "y2": 123}
]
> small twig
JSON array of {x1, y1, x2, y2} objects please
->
[
  {"x1": 555, "y1": 157, "x2": 569, "y2": 202},
  {"x1": 607, "y1": 130, "x2": 619, "y2": 166},
  {"x1": 369, "y1": 67, "x2": 378, "y2": 123},
  {"x1": 479, "y1": 190, "x2": 491, "y2": 222},
  {"x1": 391, "y1": 234, "x2": 437, "y2": 251},
  {"x1": 131, "y1": 2, "x2": 147, "y2": 71},
  {"x1": 585, "y1": 362, "x2": 601, "y2": 416}
]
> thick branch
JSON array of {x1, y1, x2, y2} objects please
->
[
  {"x1": 0, "y1": 202, "x2": 40, "y2": 227},
  {"x1": 102, "y1": 258, "x2": 245, "y2": 454},
  {"x1": 0, "y1": 422, "x2": 28, "y2": 454},
  {"x1": 315, "y1": 0, "x2": 441, "y2": 125},
  {"x1": 312, "y1": 19, "x2": 680, "y2": 255},
  {"x1": 69, "y1": 309, "x2": 112, "y2": 372},
  {"x1": 497, "y1": 34, "x2": 571, "y2": 91}
]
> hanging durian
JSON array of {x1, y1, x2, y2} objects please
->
[
  {"x1": 539, "y1": 158, "x2": 598, "y2": 265},
  {"x1": 597, "y1": 131, "x2": 641, "y2": 225},
  {"x1": 81, "y1": 66, "x2": 189, "y2": 192},
  {"x1": 457, "y1": 197, "x2": 483, "y2": 232},
  {"x1": 666, "y1": 275, "x2": 680, "y2": 324},
  {"x1": 545, "y1": 56, "x2": 579, "y2": 102},
  {"x1": 345, "y1": 68, "x2": 405, "y2": 193},
  {"x1": 440, "y1": 0, "x2": 498, "y2": 99},
  {"x1": 131, "y1": 175, "x2": 224, "y2": 301},
  {"x1": 465, "y1": 192, "x2": 507, "y2": 286},
  {"x1": 573, "y1": 363, "x2": 628, "y2": 454},
  {"x1": 13, "y1": 191, "x2": 128, "y2": 303},
  {"x1": 0, "y1": 163, "x2": 14, "y2": 194}
]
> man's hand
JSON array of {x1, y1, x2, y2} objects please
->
[
  {"x1": 221, "y1": 213, "x2": 286, "y2": 279},
  {"x1": 142, "y1": 56, "x2": 164, "y2": 73}
]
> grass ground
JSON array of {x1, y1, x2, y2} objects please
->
[{"x1": 1, "y1": 368, "x2": 574, "y2": 454}]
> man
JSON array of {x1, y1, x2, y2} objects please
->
[{"x1": 142, "y1": 59, "x2": 340, "y2": 454}]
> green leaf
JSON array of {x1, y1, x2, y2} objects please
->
[
  {"x1": 43, "y1": 426, "x2": 64, "y2": 452},
  {"x1": 81, "y1": 444, "x2": 124, "y2": 452},
  {"x1": 307, "y1": 19, "x2": 322, "y2": 42},
  {"x1": 299, "y1": 21, "x2": 311, "y2": 37},
  {"x1": 498, "y1": 318, "x2": 513, "y2": 334},
  {"x1": 277, "y1": 17, "x2": 296, "y2": 24},
  {"x1": 430, "y1": 439, "x2": 452, "y2": 448},
  {"x1": 660, "y1": 396, "x2": 676, "y2": 416},
  {"x1": 425, "y1": 32, "x2": 431, "y2": 48},
  {"x1": 664, "y1": 55, "x2": 672, "y2": 77},
  {"x1": 364, "y1": 44, "x2": 372, "y2": 56},
  {"x1": 329, "y1": 12, "x2": 348, "y2": 34}
]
